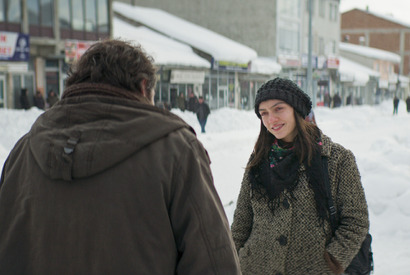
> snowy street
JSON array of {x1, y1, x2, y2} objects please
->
[{"x1": 1, "y1": 100, "x2": 410, "y2": 274}]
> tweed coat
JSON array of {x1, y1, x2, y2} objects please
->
[
  {"x1": 0, "y1": 83, "x2": 241, "y2": 275},
  {"x1": 231, "y1": 133, "x2": 369, "y2": 275}
]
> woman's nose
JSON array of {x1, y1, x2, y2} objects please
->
[{"x1": 268, "y1": 113, "x2": 278, "y2": 124}]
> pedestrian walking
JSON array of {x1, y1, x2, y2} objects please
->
[
  {"x1": 196, "y1": 96, "x2": 210, "y2": 133},
  {"x1": 393, "y1": 96, "x2": 399, "y2": 115},
  {"x1": 187, "y1": 90, "x2": 198, "y2": 112}
]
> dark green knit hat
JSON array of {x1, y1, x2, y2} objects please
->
[{"x1": 254, "y1": 77, "x2": 312, "y2": 118}]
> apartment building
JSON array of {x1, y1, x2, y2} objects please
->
[{"x1": 341, "y1": 8, "x2": 410, "y2": 77}]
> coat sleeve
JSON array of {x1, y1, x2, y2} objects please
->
[
  {"x1": 169, "y1": 136, "x2": 241, "y2": 275},
  {"x1": 326, "y1": 147, "x2": 369, "y2": 270},
  {"x1": 0, "y1": 157, "x2": 7, "y2": 190},
  {"x1": 230, "y1": 169, "x2": 253, "y2": 252}
]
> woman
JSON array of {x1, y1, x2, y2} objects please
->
[{"x1": 231, "y1": 78, "x2": 369, "y2": 275}]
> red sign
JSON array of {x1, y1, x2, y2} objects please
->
[
  {"x1": 65, "y1": 40, "x2": 94, "y2": 63},
  {"x1": 327, "y1": 56, "x2": 340, "y2": 69}
]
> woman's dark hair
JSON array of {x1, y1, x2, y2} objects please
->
[
  {"x1": 65, "y1": 39, "x2": 157, "y2": 98},
  {"x1": 247, "y1": 108, "x2": 329, "y2": 224},
  {"x1": 247, "y1": 110, "x2": 320, "y2": 171}
]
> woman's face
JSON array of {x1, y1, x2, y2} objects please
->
[{"x1": 258, "y1": 99, "x2": 297, "y2": 143}]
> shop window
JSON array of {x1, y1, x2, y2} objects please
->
[
  {"x1": 28, "y1": 0, "x2": 40, "y2": 25},
  {"x1": 97, "y1": 0, "x2": 109, "y2": 33},
  {"x1": 41, "y1": 0, "x2": 53, "y2": 27},
  {"x1": 59, "y1": 0, "x2": 71, "y2": 29},
  {"x1": 7, "y1": 0, "x2": 20, "y2": 23},
  {"x1": 0, "y1": 0, "x2": 4, "y2": 22},
  {"x1": 86, "y1": 0, "x2": 97, "y2": 32},
  {"x1": 72, "y1": 0, "x2": 85, "y2": 31},
  {"x1": 60, "y1": 0, "x2": 109, "y2": 39}
]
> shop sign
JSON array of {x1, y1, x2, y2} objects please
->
[
  {"x1": 65, "y1": 40, "x2": 95, "y2": 63},
  {"x1": 278, "y1": 55, "x2": 300, "y2": 68},
  {"x1": 170, "y1": 70, "x2": 205, "y2": 84},
  {"x1": 326, "y1": 56, "x2": 340, "y2": 69},
  {"x1": 0, "y1": 31, "x2": 30, "y2": 62},
  {"x1": 212, "y1": 59, "x2": 249, "y2": 72}
]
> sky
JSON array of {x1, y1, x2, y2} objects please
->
[
  {"x1": 340, "y1": 0, "x2": 410, "y2": 25},
  {"x1": 1, "y1": 99, "x2": 410, "y2": 274}
]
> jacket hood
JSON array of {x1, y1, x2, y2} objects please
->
[{"x1": 28, "y1": 87, "x2": 193, "y2": 181}]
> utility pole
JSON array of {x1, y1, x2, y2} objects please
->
[{"x1": 307, "y1": 0, "x2": 315, "y2": 107}]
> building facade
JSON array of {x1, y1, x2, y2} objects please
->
[
  {"x1": 116, "y1": 0, "x2": 341, "y2": 107},
  {"x1": 0, "y1": 0, "x2": 112, "y2": 109},
  {"x1": 341, "y1": 8, "x2": 410, "y2": 77}
]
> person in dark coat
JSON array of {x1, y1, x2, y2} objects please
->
[
  {"x1": 332, "y1": 93, "x2": 342, "y2": 108},
  {"x1": 196, "y1": 96, "x2": 210, "y2": 133},
  {"x1": 177, "y1": 92, "x2": 186, "y2": 112},
  {"x1": 393, "y1": 95, "x2": 399, "y2": 115},
  {"x1": 33, "y1": 90, "x2": 45, "y2": 110},
  {"x1": 0, "y1": 39, "x2": 240, "y2": 275},
  {"x1": 231, "y1": 78, "x2": 369, "y2": 275},
  {"x1": 20, "y1": 88, "x2": 30, "y2": 110},
  {"x1": 406, "y1": 96, "x2": 410, "y2": 113},
  {"x1": 46, "y1": 89, "x2": 59, "y2": 108},
  {"x1": 187, "y1": 91, "x2": 198, "y2": 112}
]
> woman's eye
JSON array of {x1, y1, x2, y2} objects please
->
[{"x1": 260, "y1": 112, "x2": 267, "y2": 116}]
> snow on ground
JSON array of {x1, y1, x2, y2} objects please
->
[{"x1": 1, "y1": 100, "x2": 409, "y2": 274}]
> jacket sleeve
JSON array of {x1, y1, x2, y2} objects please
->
[
  {"x1": 169, "y1": 136, "x2": 241, "y2": 275},
  {"x1": 230, "y1": 170, "x2": 253, "y2": 251},
  {"x1": 326, "y1": 148, "x2": 369, "y2": 270},
  {"x1": 0, "y1": 158, "x2": 7, "y2": 190}
]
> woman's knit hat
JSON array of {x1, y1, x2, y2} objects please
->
[{"x1": 254, "y1": 77, "x2": 312, "y2": 118}]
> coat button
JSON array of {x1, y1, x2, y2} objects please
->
[
  {"x1": 277, "y1": 235, "x2": 287, "y2": 246},
  {"x1": 282, "y1": 198, "x2": 290, "y2": 209}
]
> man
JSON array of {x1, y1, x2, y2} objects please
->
[
  {"x1": 0, "y1": 39, "x2": 240, "y2": 274},
  {"x1": 187, "y1": 90, "x2": 198, "y2": 112},
  {"x1": 20, "y1": 88, "x2": 30, "y2": 110},
  {"x1": 33, "y1": 90, "x2": 45, "y2": 110},
  {"x1": 393, "y1": 95, "x2": 399, "y2": 115},
  {"x1": 196, "y1": 96, "x2": 211, "y2": 133}
]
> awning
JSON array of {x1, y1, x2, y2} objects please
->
[
  {"x1": 250, "y1": 57, "x2": 282, "y2": 75},
  {"x1": 339, "y1": 57, "x2": 379, "y2": 86},
  {"x1": 113, "y1": 2, "x2": 257, "y2": 64},
  {"x1": 113, "y1": 18, "x2": 210, "y2": 68}
]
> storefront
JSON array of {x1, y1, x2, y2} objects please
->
[{"x1": 0, "y1": 31, "x2": 31, "y2": 109}]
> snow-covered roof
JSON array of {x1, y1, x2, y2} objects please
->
[
  {"x1": 339, "y1": 56, "x2": 380, "y2": 86},
  {"x1": 250, "y1": 57, "x2": 282, "y2": 75},
  {"x1": 347, "y1": 8, "x2": 410, "y2": 29},
  {"x1": 113, "y1": 18, "x2": 210, "y2": 68},
  {"x1": 340, "y1": 42, "x2": 401, "y2": 63},
  {"x1": 113, "y1": 2, "x2": 258, "y2": 64}
]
